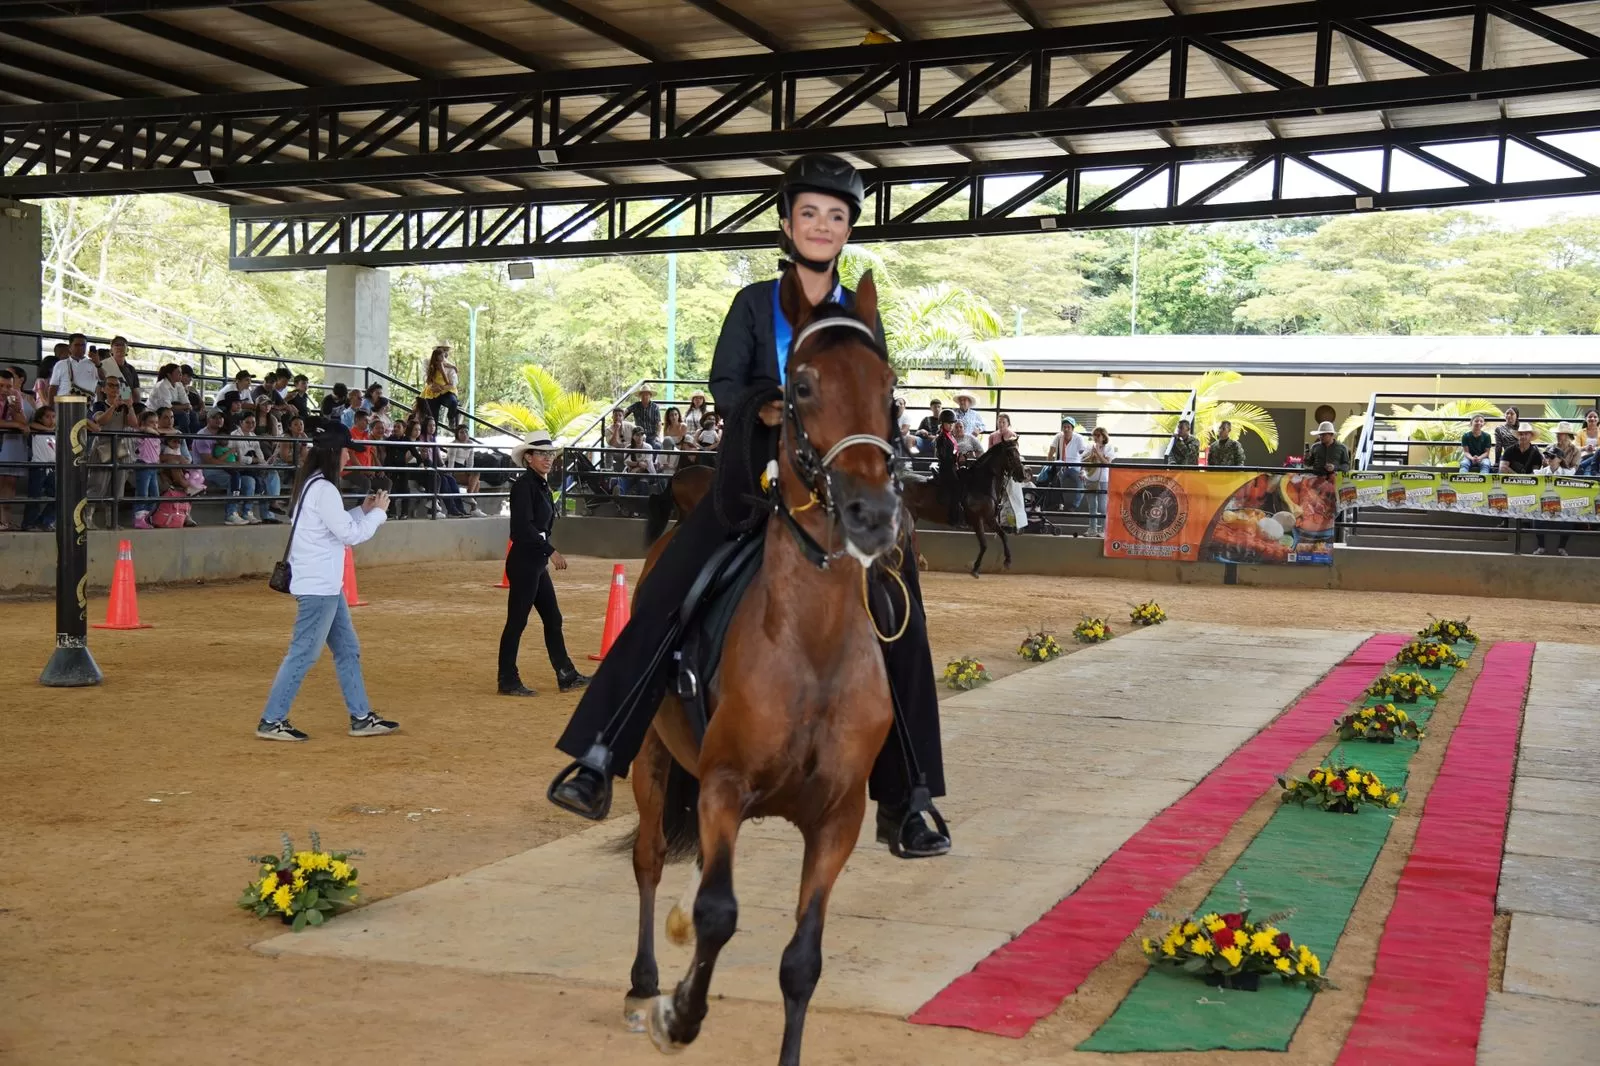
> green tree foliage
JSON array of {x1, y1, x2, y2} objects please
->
[
  {"x1": 479, "y1": 364, "x2": 606, "y2": 441},
  {"x1": 36, "y1": 192, "x2": 1600, "y2": 421}
]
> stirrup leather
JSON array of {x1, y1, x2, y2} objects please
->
[{"x1": 547, "y1": 742, "x2": 614, "y2": 821}]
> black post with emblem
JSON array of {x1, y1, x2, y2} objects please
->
[{"x1": 39, "y1": 395, "x2": 103, "y2": 687}]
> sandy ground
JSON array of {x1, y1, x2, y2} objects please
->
[{"x1": 0, "y1": 556, "x2": 1593, "y2": 1066}]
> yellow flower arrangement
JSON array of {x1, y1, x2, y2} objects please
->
[
  {"x1": 1365, "y1": 671, "x2": 1439, "y2": 703},
  {"x1": 1073, "y1": 617, "x2": 1112, "y2": 644},
  {"x1": 1396, "y1": 639, "x2": 1468, "y2": 670},
  {"x1": 1337, "y1": 702, "x2": 1424, "y2": 743},
  {"x1": 1017, "y1": 630, "x2": 1065, "y2": 662},
  {"x1": 942, "y1": 657, "x2": 992, "y2": 691},
  {"x1": 1418, "y1": 617, "x2": 1479, "y2": 644},
  {"x1": 1279, "y1": 758, "x2": 1405, "y2": 813},
  {"x1": 238, "y1": 831, "x2": 362, "y2": 931},
  {"x1": 1142, "y1": 897, "x2": 1332, "y2": 991},
  {"x1": 1130, "y1": 601, "x2": 1167, "y2": 626}
]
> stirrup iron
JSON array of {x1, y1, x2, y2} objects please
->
[
  {"x1": 547, "y1": 742, "x2": 614, "y2": 821},
  {"x1": 894, "y1": 785, "x2": 949, "y2": 857}
]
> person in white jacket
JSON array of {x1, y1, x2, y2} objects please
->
[{"x1": 256, "y1": 424, "x2": 398, "y2": 742}]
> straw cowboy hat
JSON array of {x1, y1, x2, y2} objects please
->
[
  {"x1": 511, "y1": 431, "x2": 558, "y2": 466},
  {"x1": 636, "y1": 384, "x2": 657, "y2": 398},
  {"x1": 1555, "y1": 422, "x2": 1576, "y2": 437},
  {"x1": 1314, "y1": 421, "x2": 1337, "y2": 436},
  {"x1": 952, "y1": 390, "x2": 978, "y2": 403}
]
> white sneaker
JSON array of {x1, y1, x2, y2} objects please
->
[
  {"x1": 1557, "y1": 548, "x2": 1570, "y2": 557},
  {"x1": 245, "y1": 513, "x2": 262, "y2": 525},
  {"x1": 225, "y1": 514, "x2": 248, "y2": 526},
  {"x1": 1532, "y1": 547, "x2": 1546, "y2": 555}
]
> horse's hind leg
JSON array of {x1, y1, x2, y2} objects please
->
[
  {"x1": 995, "y1": 518, "x2": 1013, "y2": 571},
  {"x1": 649, "y1": 770, "x2": 744, "y2": 1054},
  {"x1": 777, "y1": 792, "x2": 866, "y2": 1066},
  {"x1": 969, "y1": 520, "x2": 987, "y2": 578},
  {"x1": 625, "y1": 728, "x2": 672, "y2": 1032}
]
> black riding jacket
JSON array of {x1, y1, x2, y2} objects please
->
[
  {"x1": 709, "y1": 274, "x2": 888, "y2": 414},
  {"x1": 508, "y1": 470, "x2": 557, "y2": 561}
]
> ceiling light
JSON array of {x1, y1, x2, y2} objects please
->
[
  {"x1": 507, "y1": 262, "x2": 535, "y2": 280},
  {"x1": 538, "y1": 149, "x2": 559, "y2": 165},
  {"x1": 193, "y1": 169, "x2": 214, "y2": 185},
  {"x1": 1040, "y1": 217, "x2": 1058, "y2": 230},
  {"x1": 1355, "y1": 196, "x2": 1374, "y2": 210},
  {"x1": 885, "y1": 110, "x2": 908, "y2": 128}
]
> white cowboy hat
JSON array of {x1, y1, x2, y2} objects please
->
[
  {"x1": 952, "y1": 390, "x2": 978, "y2": 403},
  {"x1": 511, "y1": 431, "x2": 558, "y2": 466},
  {"x1": 1314, "y1": 421, "x2": 1337, "y2": 435},
  {"x1": 1555, "y1": 422, "x2": 1576, "y2": 436},
  {"x1": 637, "y1": 384, "x2": 657, "y2": 396}
]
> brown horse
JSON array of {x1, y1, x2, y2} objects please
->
[
  {"x1": 623, "y1": 270, "x2": 903, "y2": 1066},
  {"x1": 900, "y1": 438, "x2": 1029, "y2": 577}
]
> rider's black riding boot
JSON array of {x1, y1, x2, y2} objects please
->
[
  {"x1": 875, "y1": 800, "x2": 952, "y2": 859},
  {"x1": 548, "y1": 742, "x2": 614, "y2": 820}
]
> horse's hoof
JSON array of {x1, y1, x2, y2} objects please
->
[
  {"x1": 647, "y1": 996, "x2": 686, "y2": 1055},
  {"x1": 665, "y1": 903, "x2": 694, "y2": 947},
  {"x1": 624, "y1": 995, "x2": 652, "y2": 1033}
]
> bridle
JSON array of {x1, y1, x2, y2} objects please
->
[{"x1": 774, "y1": 314, "x2": 898, "y2": 571}]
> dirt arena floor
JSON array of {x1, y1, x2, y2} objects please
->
[{"x1": 2, "y1": 555, "x2": 1596, "y2": 1066}]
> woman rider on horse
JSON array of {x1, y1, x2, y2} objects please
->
[
  {"x1": 548, "y1": 153, "x2": 952, "y2": 859},
  {"x1": 935, "y1": 408, "x2": 961, "y2": 525}
]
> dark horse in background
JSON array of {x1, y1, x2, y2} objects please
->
[
  {"x1": 647, "y1": 439, "x2": 1028, "y2": 578},
  {"x1": 899, "y1": 438, "x2": 1028, "y2": 577}
]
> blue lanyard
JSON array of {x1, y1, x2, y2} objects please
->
[{"x1": 771, "y1": 277, "x2": 844, "y2": 385}]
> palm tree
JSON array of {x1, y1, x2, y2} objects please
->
[
  {"x1": 883, "y1": 282, "x2": 1006, "y2": 386},
  {"x1": 1141, "y1": 370, "x2": 1279, "y2": 456},
  {"x1": 1337, "y1": 398, "x2": 1504, "y2": 466},
  {"x1": 480, "y1": 364, "x2": 606, "y2": 443}
]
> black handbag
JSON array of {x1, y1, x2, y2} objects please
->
[{"x1": 268, "y1": 475, "x2": 315, "y2": 594}]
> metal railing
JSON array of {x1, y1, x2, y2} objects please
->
[{"x1": 1353, "y1": 390, "x2": 1600, "y2": 471}]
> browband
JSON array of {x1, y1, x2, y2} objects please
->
[{"x1": 791, "y1": 315, "x2": 878, "y2": 353}]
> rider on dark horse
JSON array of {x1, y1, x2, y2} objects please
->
[
  {"x1": 547, "y1": 154, "x2": 952, "y2": 859},
  {"x1": 934, "y1": 408, "x2": 962, "y2": 526}
]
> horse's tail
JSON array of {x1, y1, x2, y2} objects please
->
[
  {"x1": 608, "y1": 758, "x2": 701, "y2": 864},
  {"x1": 644, "y1": 482, "x2": 676, "y2": 548},
  {"x1": 660, "y1": 760, "x2": 701, "y2": 863}
]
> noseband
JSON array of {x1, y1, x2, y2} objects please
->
[{"x1": 775, "y1": 314, "x2": 898, "y2": 570}]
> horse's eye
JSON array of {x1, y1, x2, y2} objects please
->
[{"x1": 794, "y1": 380, "x2": 813, "y2": 400}]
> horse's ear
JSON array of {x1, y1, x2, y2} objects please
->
[
  {"x1": 855, "y1": 270, "x2": 878, "y2": 327},
  {"x1": 779, "y1": 266, "x2": 815, "y2": 331}
]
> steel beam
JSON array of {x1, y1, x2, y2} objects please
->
[
  {"x1": 224, "y1": 113, "x2": 1600, "y2": 268},
  {"x1": 2, "y1": 0, "x2": 1597, "y2": 198}
]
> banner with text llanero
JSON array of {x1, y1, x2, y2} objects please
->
[
  {"x1": 1104, "y1": 468, "x2": 1337, "y2": 566},
  {"x1": 1336, "y1": 470, "x2": 1599, "y2": 523}
]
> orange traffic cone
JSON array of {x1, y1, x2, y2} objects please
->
[
  {"x1": 492, "y1": 539, "x2": 511, "y2": 588},
  {"x1": 343, "y1": 546, "x2": 368, "y2": 607},
  {"x1": 94, "y1": 539, "x2": 153, "y2": 630},
  {"x1": 588, "y1": 563, "x2": 631, "y2": 661}
]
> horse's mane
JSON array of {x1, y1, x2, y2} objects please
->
[{"x1": 713, "y1": 383, "x2": 781, "y2": 533}]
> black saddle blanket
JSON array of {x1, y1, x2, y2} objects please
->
[{"x1": 672, "y1": 529, "x2": 765, "y2": 740}]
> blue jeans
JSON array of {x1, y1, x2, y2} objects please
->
[
  {"x1": 134, "y1": 468, "x2": 160, "y2": 516},
  {"x1": 203, "y1": 467, "x2": 257, "y2": 518},
  {"x1": 261, "y1": 595, "x2": 374, "y2": 723},
  {"x1": 1460, "y1": 457, "x2": 1491, "y2": 473},
  {"x1": 1088, "y1": 483, "x2": 1108, "y2": 529},
  {"x1": 258, "y1": 467, "x2": 282, "y2": 511},
  {"x1": 24, "y1": 466, "x2": 54, "y2": 529}
]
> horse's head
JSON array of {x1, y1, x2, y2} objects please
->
[
  {"x1": 990, "y1": 437, "x2": 1027, "y2": 484},
  {"x1": 779, "y1": 268, "x2": 899, "y2": 564}
]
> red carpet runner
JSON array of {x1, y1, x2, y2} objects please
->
[
  {"x1": 1335, "y1": 640, "x2": 1534, "y2": 1066},
  {"x1": 910, "y1": 632, "x2": 1409, "y2": 1038}
]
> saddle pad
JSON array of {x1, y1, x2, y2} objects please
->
[{"x1": 677, "y1": 531, "x2": 765, "y2": 738}]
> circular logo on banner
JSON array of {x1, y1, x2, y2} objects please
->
[{"x1": 1122, "y1": 474, "x2": 1188, "y2": 544}]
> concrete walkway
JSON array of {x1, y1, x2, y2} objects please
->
[
  {"x1": 258, "y1": 622, "x2": 1366, "y2": 1017},
  {"x1": 1480, "y1": 642, "x2": 1600, "y2": 1064}
]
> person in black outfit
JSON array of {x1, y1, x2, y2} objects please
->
[
  {"x1": 547, "y1": 154, "x2": 951, "y2": 859},
  {"x1": 935, "y1": 408, "x2": 961, "y2": 525},
  {"x1": 1499, "y1": 425, "x2": 1543, "y2": 474},
  {"x1": 498, "y1": 432, "x2": 588, "y2": 697}
]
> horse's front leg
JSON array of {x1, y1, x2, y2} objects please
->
[
  {"x1": 995, "y1": 517, "x2": 1012, "y2": 571},
  {"x1": 625, "y1": 727, "x2": 673, "y2": 1032},
  {"x1": 649, "y1": 769, "x2": 745, "y2": 1054},
  {"x1": 969, "y1": 514, "x2": 987, "y2": 578},
  {"x1": 777, "y1": 790, "x2": 867, "y2": 1066}
]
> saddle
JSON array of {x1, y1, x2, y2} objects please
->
[{"x1": 671, "y1": 528, "x2": 765, "y2": 741}]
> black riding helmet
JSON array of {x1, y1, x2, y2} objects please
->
[{"x1": 778, "y1": 154, "x2": 865, "y2": 224}]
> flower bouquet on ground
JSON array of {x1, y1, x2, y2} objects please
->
[
  {"x1": 943, "y1": 657, "x2": 992, "y2": 690},
  {"x1": 238, "y1": 831, "x2": 361, "y2": 931},
  {"x1": 1143, "y1": 889, "x2": 1331, "y2": 992},
  {"x1": 1418, "y1": 617, "x2": 1478, "y2": 644},
  {"x1": 1279, "y1": 760, "x2": 1404, "y2": 813},
  {"x1": 1017, "y1": 629, "x2": 1065, "y2": 662},
  {"x1": 1396, "y1": 639, "x2": 1468, "y2": 670},
  {"x1": 1130, "y1": 601, "x2": 1167, "y2": 627},
  {"x1": 1073, "y1": 617, "x2": 1112, "y2": 644},
  {"x1": 1337, "y1": 703, "x2": 1423, "y2": 743},
  {"x1": 1365, "y1": 671, "x2": 1438, "y2": 703}
]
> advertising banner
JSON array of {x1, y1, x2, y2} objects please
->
[
  {"x1": 1104, "y1": 468, "x2": 1337, "y2": 566},
  {"x1": 1335, "y1": 470, "x2": 1598, "y2": 523}
]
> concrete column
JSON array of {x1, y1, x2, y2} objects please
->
[
  {"x1": 0, "y1": 198, "x2": 43, "y2": 371},
  {"x1": 323, "y1": 264, "x2": 390, "y2": 390}
]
